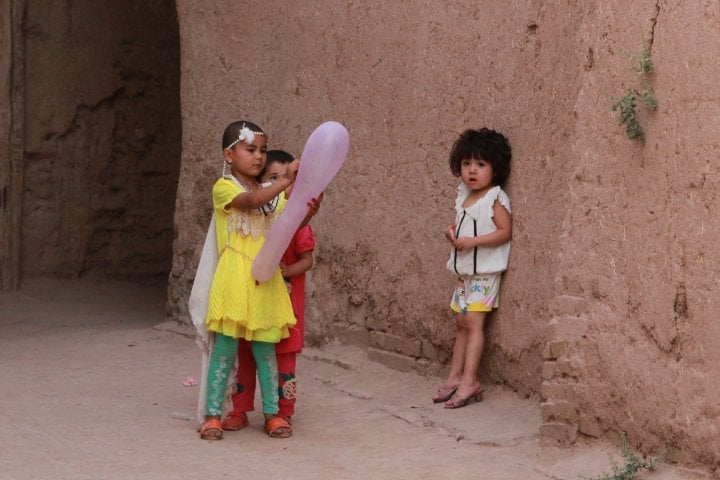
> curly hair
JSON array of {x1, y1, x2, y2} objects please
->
[
  {"x1": 221, "y1": 120, "x2": 266, "y2": 150},
  {"x1": 448, "y1": 128, "x2": 512, "y2": 186}
]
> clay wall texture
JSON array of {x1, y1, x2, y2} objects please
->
[
  {"x1": 169, "y1": 0, "x2": 578, "y2": 393},
  {"x1": 20, "y1": 0, "x2": 180, "y2": 281},
  {"x1": 170, "y1": 1, "x2": 720, "y2": 466},
  {"x1": 544, "y1": 1, "x2": 720, "y2": 465}
]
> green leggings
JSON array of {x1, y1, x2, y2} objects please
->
[{"x1": 206, "y1": 333, "x2": 278, "y2": 416}]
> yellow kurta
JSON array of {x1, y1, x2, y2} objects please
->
[{"x1": 205, "y1": 178, "x2": 296, "y2": 343}]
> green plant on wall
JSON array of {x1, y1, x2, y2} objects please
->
[
  {"x1": 611, "y1": 45, "x2": 657, "y2": 142},
  {"x1": 584, "y1": 433, "x2": 665, "y2": 480}
]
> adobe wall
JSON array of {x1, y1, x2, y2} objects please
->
[
  {"x1": 170, "y1": 2, "x2": 582, "y2": 396},
  {"x1": 541, "y1": 1, "x2": 720, "y2": 467},
  {"x1": 170, "y1": 0, "x2": 720, "y2": 467}
]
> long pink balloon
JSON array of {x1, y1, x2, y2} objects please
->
[{"x1": 252, "y1": 121, "x2": 349, "y2": 282}]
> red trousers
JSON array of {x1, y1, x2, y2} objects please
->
[{"x1": 231, "y1": 339, "x2": 298, "y2": 418}]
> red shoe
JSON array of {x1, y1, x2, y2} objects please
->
[{"x1": 221, "y1": 412, "x2": 249, "y2": 431}]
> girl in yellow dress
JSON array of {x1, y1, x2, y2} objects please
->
[{"x1": 196, "y1": 120, "x2": 321, "y2": 440}]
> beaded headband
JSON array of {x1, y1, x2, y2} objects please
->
[{"x1": 225, "y1": 123, "x2": 266, "y2": 149}]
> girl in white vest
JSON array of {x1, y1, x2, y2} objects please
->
[{"x1": 433, "y1": 128, "x2": 512, "y2": 409}]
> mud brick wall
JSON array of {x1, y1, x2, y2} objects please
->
[
  {"x1": 536, "y1": 1, "x2": 720, "y2": 467},
  {"x1": 170, "y1": 1, "x2": 720, "y2": 467},
  {"x1": 169, "y1": 0, "x2": 579, "y2": 397}
]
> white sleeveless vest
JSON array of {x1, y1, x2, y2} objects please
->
[{"x1": 446, "y1": 184, "x2": 511, "y2": 277}]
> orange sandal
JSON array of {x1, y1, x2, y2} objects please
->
[
  {"x1": 200, "y1": 418, "x2": 223, "y2": 440},
  {"x1": 264, "y1": 416, "x2": 292, "y2": 438},
  {"x1": 222, "y1": 412, "x2": 249, "y2": 431}
]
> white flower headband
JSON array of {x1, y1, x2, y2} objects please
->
[{"x1": 226, "y1": 124, "x2": 266, "y2": 149}]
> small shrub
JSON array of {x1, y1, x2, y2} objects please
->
[
  {"x1": 584, "y1": 433, "x2": 664, "y2": 480},
  {"x1": 633, "y1": 47, "x2": 654, "y2": 75},
  {"x1": 611, "y1": 90, "x2": 644, "y2": 141},
  {"x1": 611, "y1": 45, "x2": 657, "y2": 142},
  {"x1": 639, "y1": 88, "x2": 657, "y2": 110}
]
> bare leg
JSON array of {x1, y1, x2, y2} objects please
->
[
  {"x1": 454, "y1": 311, "x2": 486, "y2": 399},
  {"x1": 445, "y1": 313, "x2": 468, "y2": 386},
  {"x1": 432, "y1": 313, "x2": 468, "y2": 402}
]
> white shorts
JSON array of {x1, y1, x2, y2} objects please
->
[{"x1": 450, "y1": 274, "x2": 502, "y2": 314}]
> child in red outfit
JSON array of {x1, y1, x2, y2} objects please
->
[{"x1": 223, "y1": 150, "x2": 316, "y2": 430}]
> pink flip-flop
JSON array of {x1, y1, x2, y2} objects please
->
[
  {"x1": 432, "y1": 384, "x2": 458, "y2": 403},
  {"x1": 444, "y1": 386, "x2": 483, "y2": 409}
]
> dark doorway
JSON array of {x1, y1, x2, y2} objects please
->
[{"x1": 20, "y1": 0, "x2": 181, "y2": 285}]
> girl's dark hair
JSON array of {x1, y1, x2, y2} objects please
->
[
  {"x1": 221, "y1": 120, "x2": 266, "y2": 149},
  {"x1": 448, "y1": 128, "x2": 512, "y2": 186},
  {"x1": 257, "y1": 149, "x2": 294, "y2": 179},
  {"x1": 266, "y1": 149, "x2": 294, "y2": 164}
]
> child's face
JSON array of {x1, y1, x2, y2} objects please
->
[
  {"x1": 260, "y1": 162, "x2": 288, "y2": 184},
  {"x1": 224, "y1": 135, "x2": 268, "y2": 181},
  {"x1": 460, "y1": 156, "x2": 494, "y2": 192}
]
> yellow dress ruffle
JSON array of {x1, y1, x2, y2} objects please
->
[{"x1": 205, "y1": 178, "x2": 296, "y2": 343}]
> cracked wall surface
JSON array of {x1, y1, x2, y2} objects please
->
[
  {"x1": 540, "y1": 0, "x2": 720, "y2": 468},
  {"x1": 20, "y1": 0, "x2": 180, "y2": 282},
  {"x1": 170, "y1": 0, "x2": 720, "y2": 466}
]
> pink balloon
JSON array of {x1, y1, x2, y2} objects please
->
[{"x1": 252, "y1": 121, "x2": 349, "y2": 282}]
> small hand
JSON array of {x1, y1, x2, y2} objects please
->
[
  {"x1": 453, "y1": 236, "x2": 476, "y2": 252},
  {"x1": 279, "y1": 262, "x2": 289, "y2": 278},
  {"x1": 285, "y1": 160, "x2": 300, "y2": 182},
  {"x1": 307, "y1": 192, "x2": 325, "y2": 216},
  {"x1": 445, "y1": 224, "x2": 456, "y2": 243}
]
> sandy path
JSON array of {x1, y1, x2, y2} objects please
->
[{"x1": 0, "y1": 279, "x2": 711, "y2": 480}]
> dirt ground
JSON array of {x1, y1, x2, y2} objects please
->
[{"x1": 0, "y1": 279, "x2": 712, "y2": 480}]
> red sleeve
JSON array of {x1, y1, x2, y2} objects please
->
[{"x1": 294, "y1": 225, "x2": 316, "y2": 255}]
